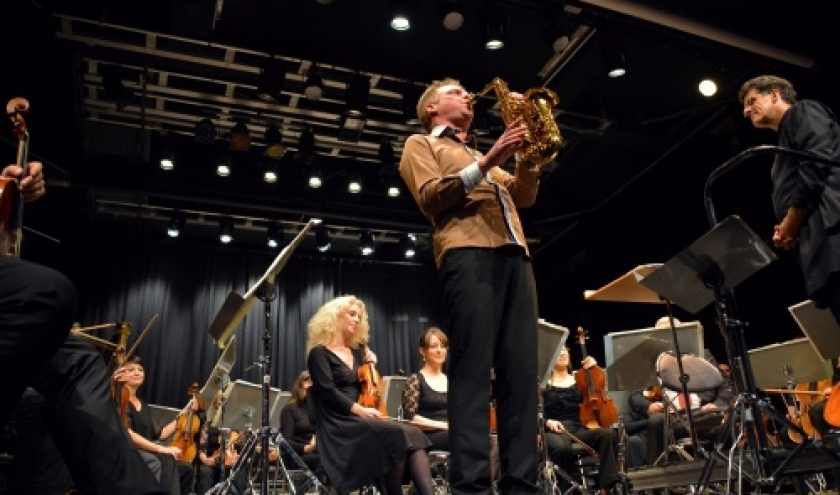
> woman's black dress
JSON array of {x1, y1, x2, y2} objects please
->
[
  {"x1": 403, "y1": 371, "x2": 450, "y2": 451},
  {"x1": 127, "y1": 399, "x2": 193, "y2": 495},
  {"x1": 307, "y1": 345, "x2": 431, "y2": 494}
]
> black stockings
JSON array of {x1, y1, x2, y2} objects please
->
[{"x1": 383, "y1": 449, "x2": 433, "y2": 495}]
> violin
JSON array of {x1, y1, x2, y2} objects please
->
[
  {"x1": 644, "y1": 384, "x2": 663, "y2": 402},
  {"x1": 0, "y1": 97, "x2": 30, "y2": 257},
  {"x1": 170, "y1": 383, "x2": 206, "y2": 463},
  {"x1": 210, "y1": 430, "x2": 241, "y2": 468},
  {"x1": 574, "y1": 327, "x2": 619, "y2": 429},
  {"x1": 357, "y1": 342, "x2": 387, "y2": 415}
]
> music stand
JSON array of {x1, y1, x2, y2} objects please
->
[
  {"x1": 537, "y1": 319, "x2": 570, "y2": 389},
  {"x1": 605, "y1": 322, "x2": 704, "y2": 392},
  {"x1": 201, "y1": 335, "x2": 237, "y2": 422},
  {"x1": 208, "y1": 220, "x2": 315, "y2": 349},
  {"x1": 638, "y1": 215, "x2": 817, "y2": 489},
  {"x1": 207, "y1": 221, "x2": 313, "y2": 495},
  {"x1": 748, "y1": 338, "x2": 832, "y2": 390},
  {"x1": 221, "y1": 380, "x2": 281, "y2": 432},
  {"x1": 787, "y1": 299, "x2": 840, "y2": 360},
  {"x1": 270, "y1": 391, "x2": 291, "y2": 428}
]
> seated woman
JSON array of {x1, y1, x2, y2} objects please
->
[
  {"x1": 113, "y1": 356, "x2": 197, "y2": 495},
  {"x1": 306, "y1": 295, "x2": 434, "y2": 495},
  {"x1": 402, "y1": 327, "x2": 450, "y2": 451},
  {"x1": 279, "y1": 370, "x2": 321, "y2": 477},
  {"x1": 542, "y1": 347, "x2": 621, "y2": 495},
  {"x1": 196, "y1": 391, "x2": 240, "y2": 495}
]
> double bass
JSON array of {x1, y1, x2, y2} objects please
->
[
  {"x1": 358, "y1": 342, "x2": 388, "y2": 415},
  {"x1": 574, "y1": 327, "x2": 619, "y2": 429}
]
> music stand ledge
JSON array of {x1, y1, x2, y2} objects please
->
[
  {"x1": 584, "y1": 263, "x2": 664, "y2": 304},
  {"x1": 208, "y1": 220, "x2": 315, "y2": 348}
]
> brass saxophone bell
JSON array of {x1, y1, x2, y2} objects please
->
[{"x1": 471, "y1": 78, "x2": 562, "y2": 168}]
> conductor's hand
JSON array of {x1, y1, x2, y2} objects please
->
[
  {"x1": 478, "y1": 116, "x2": 527, "y2": 174},
  {"x1": 2, "y1": 161, "x2": 45, "y2": 203}
]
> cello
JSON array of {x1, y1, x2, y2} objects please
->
[
  {"x1": 358, "y1": 342, "x2": 388, "y2": 415},
  {"x1": 170, "y1": 383, "x2": 206, "y2": 463},
  {"x1": 574, "y1": 327, "x2": 619, "y2": 429}
]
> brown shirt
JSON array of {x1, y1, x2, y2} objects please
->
[{"x1": 399, "y1": 127, "x2": 540, "y2": 268}]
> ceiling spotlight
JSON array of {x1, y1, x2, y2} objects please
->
[
  {"x1": 308, "y1": 164, "x2": 322, "y2": 188},
  {"x1": 604, "y1": 38, "x2": 627, "y2": 78},
  {"x1": 219, "y1": 217, "x2": 234, "y2": 244},
  {"x1": 348, "y1": 171, "x2": 362, "y2": 194},
  {"x1": 256, "y1": 57, "x2": 287, "y2": 102},
  {"x1": 438, "y1": 0, "x2": 464, "y2": 30},
  {"x1": 546, "y1": 22, "x2": 570, "y2": 53},
  {"x1": 480, "y1": 0, "x2": 507, "y2": 50},
  {"x1": 359, "y1": 231, "x2": 375, "y2": 256},
  {"x1": 344, "y1": 74, "x2": 371, "y2": 118},
  {"x1": 379, "y1": 138, "x2": 396, "y2": 166},
  {"x1": 315, "y1": 226, "x2": 331, "y2": 252},
  {"x1": 390, "y1": 0, "x2": 414, "y2": 31},
  {"x1": 699, "y1": 78, "x2": 718, "y2": 97},
  {"x1": 401, "y1": 84, "x2": 423, "y2": 125},
  {"x1": 263, "y1": 123, "x2": 285, "y2": 159},
  {"x1": 387, "y1": 178, "x2": 401, "y2": 198},
  {"x1": 400, "y1": 233, "x2": 417, "y2": 258},
  {"x1": 229, "y1": 121, "x2": 251, "y2": 152},
  {"x1": 217, "y1": 156, "x2": 231, "y2": 177},
  {"x1": 159, "y1": 139, "x2": 175, "y2": 170},
  {"x1": 266, "y1": 223, "x2": 282, "y2": 248},
  {"x1": 167, "y1": 211, "x2": 185, "y2": 238},
  {"x1": 263, "y1": 161, "x2": 278, "y2": 183},
  {"x1": 311, "y1": 217, "x2": 323, "y2": 225},
  {"x1": 304, "y1": 67, "x2": 324, "y2": 101}
]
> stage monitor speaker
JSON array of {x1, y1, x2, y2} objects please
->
[
  {"x1": 604, "y1": 321, "x2": 704, "y2": 391},
  {"x1": 382, "y1": 376, "x2": 407, "y2": 418}
]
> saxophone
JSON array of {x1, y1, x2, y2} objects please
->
[{"x1": 470, "y1": 78, "x2": 562, "y2": 168}]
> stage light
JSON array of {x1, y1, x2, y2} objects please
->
[
  {"x1": 344, "y1": 74, "x2": 371, "y2": 118},
  {"x1": 604, "y1": 39, "x2": 627, "y2": 78},
  {"x1": 390, "y1": 0, "x2": 415, "y2": 31},
  {"x1": 347, "y1": 171, "x2": 362, "y2": 194},
  {"x1": 387, "y1": 178, "x2": 401, "y2": 198},
  {"x1": 217, "y1": 156, "x2": 231, "y2": 177},
  {"x1": 304, "y1": 68, "x2": 324, "y2": 101},
  {"x1": 315, "y1": 226, "x2": 331, "y2": 252},
  {"x1": 266, "y1": 223, "x2": 282, "y2": 248},
  {"x1": 263, "y1": 161, "x2": 278, "y2": 183},
  {"x1": 359, "y1": 231, "x2": 375, "y2": 256},
  {"x1": 400, "y1": 233, "x2": 416, "y2": 258},
  {"x1": 256, "y1": 58, "x2": 287, "y2": 102},
  {"x1": 219, "y1": 217, "x2": 234, "y2": 244},
  {"x1": 699, "y1": 78, "x2": 718, "y2": 97},
  {"x1": 438, "y1": 0, "x2": 464, "y2": 30},
  {"x1": 308, "y1": 164, "x2": 322, "y2": 189},
  {"x1": 167, "y1": 211, "x2": 185, "y2": 238},
  {"x1": 480, "y1": 0, "x2": 507, "y2": 50}
]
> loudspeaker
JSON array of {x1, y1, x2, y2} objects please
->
[{"x1": 382, "y1": 376, "x2": 407, "y2": 418}]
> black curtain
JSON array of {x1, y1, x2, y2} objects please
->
[{"x1": 72, "y1": 240, "x2": 442, "y2": 410}]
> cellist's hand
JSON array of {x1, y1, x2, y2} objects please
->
[
  {"x1": 581, "y1": 356, "x2": 597, "y2": 369},
  {"x1": 824, "y1": 386, "x2": 833, "y2": 399}
]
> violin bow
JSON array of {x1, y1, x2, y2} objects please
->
[{"x1": 122, "y1": 313, "x2": 160, "y2": 364}]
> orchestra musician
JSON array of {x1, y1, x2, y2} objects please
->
[
  {"x1": 1, "y1": 161, "x2": 166, "y2": 495},
  {"x1": 278, "y1": 370, "x2": 321, "y2": 481},
  {"x1": 196, "y1": 391, "x2": 240, "y2": 495},
  {"x1": 305, "y1": 295, "x2": 435, "y2": 495},
  {"x1": 402, "y1": 327, "x2": 450, "y2": 451},
  {"x1": 806, "y1": 360, "x2": 840, "y2": 491},
  {"x1": 542, "y1": 347, "x2": 621, "y2": 495},
  {"x1": 113, "y1": 355, "x2": 198, "y2": 495}
]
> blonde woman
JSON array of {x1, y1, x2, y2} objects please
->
[{"x1": 306, "y1": 295, "x2": 434, "y2": 495}]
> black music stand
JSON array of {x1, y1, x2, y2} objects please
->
[
  {"x1": 638, "y1": 215, "x2": 815, "y2": 489},
  {"x1": 208, "y1": 221, "x2": 315, "y2": 495}
]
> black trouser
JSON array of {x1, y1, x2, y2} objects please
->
[
  {"x1": 0, "y1": 258, "x2": 166, "y2": 495},
  {"x1": 440, "y1": 247, "x2": 539, "y2": 495},
  {"x1": 544, "y1": 425, "x2": 621, "y2": 489}
]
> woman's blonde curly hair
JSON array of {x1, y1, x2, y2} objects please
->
[{"x1": 305, "y1": 295, "x2": 370, "y2": 355}]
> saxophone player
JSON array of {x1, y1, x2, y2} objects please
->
[{"x1": 399, "y1": 78, "x2": 545, "y2": 495}]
